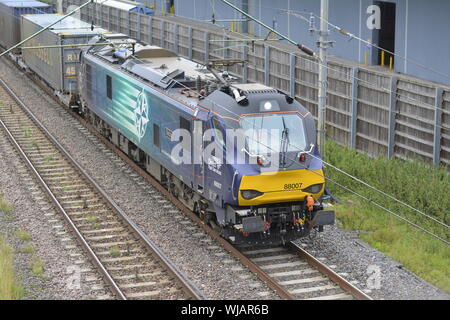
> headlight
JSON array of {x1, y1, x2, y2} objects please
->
[
  {"x1": 302, "y1": 183, "x2": 323, "y2": 194},
  {"x1": 241, "y1": 190, "x2": 264, "y2": 200}
]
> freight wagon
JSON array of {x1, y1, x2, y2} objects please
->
[
  {"x1": 20, "y1": 14, "x2": 113, "y2": 104},
  {"x1": 0, "y1": 0, "x2": 53, "y2": 52}
]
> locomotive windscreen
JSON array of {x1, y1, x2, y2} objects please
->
[{"x1": 240, "y1": 113, "x2": 307, "y2": 155}]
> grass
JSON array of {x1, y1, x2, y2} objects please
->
[
  {"x1": 28, "y1": 140, "x2": 38, "y2": 149},
  {"x1": 23, "y1": 128, "x2": 32, "y2": 138},
  {"x1": 19, "y1": 246, "x2": 35, "y2": 254},
  {"x1": 109, "y1": 248, "x2": 121, "y2": 257},
  {"x1": 85, "y1": 215, "x2": 98, "y2": 224},
  {"x1": 324, "y1": 140, "x2": 450, "y2": 292},
  {"x1": 0, "y1": 194, "x2": 13, "y2": 214},
  {"x1": 30, "y1": 256, "x2": 44, "y2": 276},
  {"x1": 43, "y1": 155, "x2": 54, "y2": 165},
  {"x1": 15, "y1": 229, "x2": 31, "y2": 242},
  {"x1": 0, "y1": 238, "x2": 24, "y2": 299}
]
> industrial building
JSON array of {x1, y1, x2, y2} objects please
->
[{"x1": 145, "y1": 0, "x2": 450, "y2": 86}]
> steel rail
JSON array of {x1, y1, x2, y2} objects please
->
[
  {"x1": 0, "y1": 76, "x2": 204, "y2": 300},
  {"x1": 287, "y1": 242, "x2": 372, "y2": 300},
  {"x1": 0, "y1": 78, "x2": 126, "y2": 299}
]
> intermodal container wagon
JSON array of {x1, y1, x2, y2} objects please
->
[
  {"x1": 0, "y1": 1, "x2": 53, "y2": 51},
  {"x1": 21, "y1": 14, "x2": 111, "y2": 95}
]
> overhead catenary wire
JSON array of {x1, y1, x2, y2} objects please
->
[
  {"x1": 216, "y1": 31, "x2": 450, "y2": 133},
  {"x1": 253, "y1": 4, "x2": 450, "y2": 83},
  {"x1": 206, "y1": 3, "x2": 450, "y2": 133}
]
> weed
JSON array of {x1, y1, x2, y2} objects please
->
[
  {"x1": 325, "y1": 140, "x2": 450, "y2": 292},
  {"x1": 19, "y1": 246, "x2": 35, "y2": 254},
  {"x1": 0, "y1": 194, "x2": 13, "y2": 213},
  {"x1": 15, "y1": 229, "x2": 31, "y2": 242},
  {"x1": 109, "y1": 248, "x2": 121, "y2": 257},
  {"x1": 30, "y1": 256, "x2": 44, "y2": 276},
  {"x1": 85, "y1": 215, "x2": 97, "y2": 224},
  {"x1": 23, "y1": 128, "x2": 32, "y2": 138},
  {"x1": 0, "y1": 238, "x2": 24, "y2": 299}
]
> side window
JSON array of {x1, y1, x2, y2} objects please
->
[
  {"x1": 211, "y1": 118, "x2": 226, "y2": 150},
  {"x1": 106, "y1": 75, "x2": 112, "y2": 99},
  {"x1": 180, "y1": 116, "x2": 191, "y2": 133},
  {"x1": 179, "y1": 117, "x2": 191, "y2": 158},
  {"x1": 153, "y1": 124, "x2": 160, "y2": 148}
]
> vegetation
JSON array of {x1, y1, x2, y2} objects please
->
[
  {"x1": 23, "y1": 128, "x2": 32, "y2": 138},
  {"x1": 30, "y1": 256, "x2": 44, "y2": 276},
  {"x1": 15, "y1": 229, "x2": 31, "y2": 242},
  {"x1": 43, "y1": 155, "x2": 54, "y2": 165},
  {"x1": 324, "y1": 140, "x2": 450, "y2": 292},
  {"x1": 28, "y1": 140, "x2": 39, "y2": 149},
  {"x1": 19, "y1": 246, "x2": 35, "y2": 254},
  {"x1": 109, "y1": 248, "x2": 121, "y2": 257},
  {"x1": 0, "y1": 238, "x2": 24, "y2": 299},
  {"x1": 85, "y1": 215, "x2": 98, "y2": 224},
  {"x1": 0, "y1": 194, "x2": 13, "y2": 214}
]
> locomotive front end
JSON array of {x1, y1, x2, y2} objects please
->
[{"x1": 202, "y1": 83, "x2": 335, "y2": 245}]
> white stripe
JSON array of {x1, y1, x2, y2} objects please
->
[
  {"x1": 270, "y1": 269, "x2": 318, "y2": 277},
  {"x1": 279, "y1": 276, "x2": 327, "y2": 286},
  {"x1": 289, "y1": 284, "x2": 336, "y2": 294},
  {"x1": 260, "y1": 261, "x2": 306, "y2": 270},
  {"x1": 307, "y1": 293, "x2": 352, "y2": 300},
  {"x1": 243, "y1": 247, "x2": 287, "y2": 255},
  {"x1": 251, "y1": 254, "x2": 294, "y2": 262}
]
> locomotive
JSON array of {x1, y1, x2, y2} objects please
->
[
  {"x1": 78, "y1": 35, "x2": 335, "y2": 245},
  {"x1": 2, "y1": 5, "x2": 334, "y2": 245}
]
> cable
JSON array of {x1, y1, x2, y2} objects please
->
[
  {"x1": 253, "y1": 5, "x2": 450, "y2": 82},
  {"x1": 219, "y1": 31, "x2": 450, "y2": 133}
]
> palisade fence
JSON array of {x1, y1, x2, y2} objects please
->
[{"x1": 62, "y1": 0, "x2": 450, "y2": 167}]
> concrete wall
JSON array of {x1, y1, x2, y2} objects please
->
[{"x1": 171, "y1": 0, "x2": 450, "y2": 86}]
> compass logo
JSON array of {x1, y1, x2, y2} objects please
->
[{"x1": 134, "y1": 89, "x2": 150, "y2": 139}]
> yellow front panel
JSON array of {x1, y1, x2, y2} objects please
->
[{"x1": 238, "y1": 169, "x2": 325, "y2": 206}]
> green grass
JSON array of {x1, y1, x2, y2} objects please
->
[
  {"x1": 0, "y1": 194, "x2": 13, "y2": 213},
  {"x1": 0, "y1": 238, "x2": 24, "y2": 299},
  {"x1": 43, "y1": 155, "x2": 54, "y2": 165},
  {"x1": 15, "y1": 229, "x2": 31, "y2": 242},
  {"x1": 324, "y1": 140, "x2": 450, "y2": 292},
  {"x1": 19, "y1": 246, "x2": 35, "y2": 254},
  {"x1": 28, "y1": 140, "x2": 38, "y2": 149},
  {"x1": 23, "y1": 128, "x2": 32, "y2": 138},
  {"x1": 109, "y1": 248, "x2": 121, "y2": 257},
  {"x1": 30, "y1": 256, "x2": 44, "y2": 276},
  {"x1": 85, "y1": 215, "x2": 97, "y2": 224}
]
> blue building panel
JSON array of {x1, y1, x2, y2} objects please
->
[{"x1": 173, "y1": 0, "x2": 450, "y2": 86}]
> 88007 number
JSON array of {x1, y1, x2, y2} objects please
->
[{"x1": 284, "y1": 183, "x2": 303, "y2": 190}]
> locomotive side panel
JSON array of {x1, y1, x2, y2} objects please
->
[{"x1": 81, "y1": 54, "x2": 198, "y2": 191}]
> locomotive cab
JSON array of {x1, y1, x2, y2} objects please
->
[{"x1": 199, "y1": 84, "x2": 335, "y2": 245}]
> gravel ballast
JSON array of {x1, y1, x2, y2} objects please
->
[
  {"x1": 1, "y1": 57, "x2": 448, "y2": 300},
  {"x1": 0, "y1": 130, "x2": 110, "y2": 300},
  {"x1": 296, "y1": 225, "x2": 449, "y2": 300}
]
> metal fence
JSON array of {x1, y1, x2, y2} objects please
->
[{"x1": 62, "y1": 0, "x2": 450, "y2": 167}]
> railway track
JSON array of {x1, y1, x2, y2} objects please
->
[
  {"x1": 241, "y1": 243, "x2": 371, "y2": 300},
  {"x1": 0, "y1": 77, "x2": 204, "y2": 300}
]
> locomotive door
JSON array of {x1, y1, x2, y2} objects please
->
[{"x1": 193, "y1": 120, "x2": 205, "y2": 194}]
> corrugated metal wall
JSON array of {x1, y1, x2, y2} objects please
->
[{"x1": 62, "y1": 0, "x2": 450, "y2": 167}]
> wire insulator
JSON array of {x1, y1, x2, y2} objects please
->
[{"x1": 298, "y1": 44, "x2": 314, "y2": 56}]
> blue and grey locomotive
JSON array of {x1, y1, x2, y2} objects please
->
[{"x1": 78, "y1": 36, "x2": 334, "y2": 245}]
